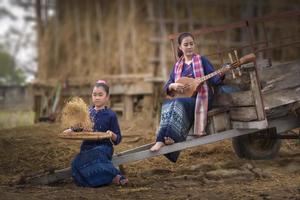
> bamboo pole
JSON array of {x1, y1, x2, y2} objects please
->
[
  {"x1": 158, "y1": 0, "x2": 167, "y2": 80},
  {"x1": 130, "y1": 0, "x2": 138, "y2": 73},
  {"x1": 118, "y1": 0, "x2": 126, "y2": 74}
]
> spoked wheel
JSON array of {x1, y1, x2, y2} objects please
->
[{"x1": 232, "y1": 127, "x2": 281, "y2": 159}]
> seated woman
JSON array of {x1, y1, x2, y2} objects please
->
[{"x1": 150, "y1": 32, "x2": 224, "y2": 162}]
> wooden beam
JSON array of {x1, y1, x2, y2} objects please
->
[
  {"x1": 232, "y1": 119, "x2": 268, "y2": 129},
  {"x1": 230, "y1": 106, "x2": 258, "y2": 121},
  {"x1": 61, "y1": 81, "x2": 153, "y2": 96},
  {"x1": 112, "y1": 128, "x2": 263, "y2": 166},
  {"x1": 249, "y1": 67, "x2": 266, "y2": 120},
  {"x1": 214, "y1": 90, "x2": 254, "y2": 107},
  {"x1": 263, "y1": 87, "x2": 300, "y2": 110},
  {"x1": 261, "y1": 64, "x2": 300, "y2": 94}
]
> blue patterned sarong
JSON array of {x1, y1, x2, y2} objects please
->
[
  {"x1": 156, "y1": 97, "x2": 196, "y2": 162},
  {"x1": 71, "y1": 145, "x2": 121, "y2": 187}
]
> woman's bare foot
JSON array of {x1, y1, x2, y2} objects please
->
[
  {"x1": 193, "y1": 132, "x2": 207, "y2": 137},
  {"x1": 164, "y1": 137, "x2": 175, "y2": 145},
  {"x1": 150, "y1": 142, "x2": 165, "y2": 152},
  {"x1": 112, "y1": 175, "x2": 129, "y2": 186}
]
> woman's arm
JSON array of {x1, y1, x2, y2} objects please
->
[
  {"x1": 163, "y1": 65, "x2": 185, "y2": 96},
  {"x1": 201, "y1": 56, "x2": 224, "y2": 85},
  {"x1": 108, "y1": 112, "x2": 122, "y2": 145}
]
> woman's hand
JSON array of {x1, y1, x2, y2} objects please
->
[
  {"x1": 107, "y1": 130, "x2": 117, "y2": 142},
  {"x1": 169, "y1": 83, "x2": 185, "y2": 93}
]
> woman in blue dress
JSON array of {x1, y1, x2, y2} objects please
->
[
  {"x1": 150, "y1": 32, "x2": 224, "y2": 162},
  {"x1": 64, "y1": 80, "x2": 128, "y2": 187}
]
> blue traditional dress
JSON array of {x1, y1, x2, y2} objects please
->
[
  {"x1": 157, "y1": 56, "x2": 223, "y2": 162},
  {"x1": 71, "y1": 107, "x2": 123, "y2": 187}
]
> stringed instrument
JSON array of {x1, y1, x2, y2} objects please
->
[{"x1": 173, "y1": 53, "x2": 256, "y2": 98}]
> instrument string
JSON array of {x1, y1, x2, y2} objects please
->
[{"x1": 179, "y1": 63, "x2": 233, "y2": 90}]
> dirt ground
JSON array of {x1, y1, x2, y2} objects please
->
[{"x1": 0, "y1": 118, "x2": 300, "y2": 200}]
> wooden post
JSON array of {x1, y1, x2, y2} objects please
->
[
  {"x1": 158, "y1": 0, "x2": 167, "y2": 80},
  {"x1": 249, "y1": 67, "x2": 266, "y2": 120},
  {"x1": 172, "y1": 0, "x2": 179, "y2": 33},
  {"x1": 146, "y1": 0, "x2": 160, "y2": 77},
  {"x1": 95, "y1": 0, "x2": 104, "y2": 73},
  {"x1": 124, "y1": 95, "x2": 133, "y2": 120},
  {"x1": 130, "y1": 0, "x2": 138, "y2": 73},
  {"x1": 73, "y1": 2, "x2": 81, "y2": 74},
  {"x1": 118, "y1": 0, "x2": 126, "y2": 74},
  {"x1": 35, "y1": 0, "x2": 43, "y2": 35},
  {"x1": 186, "y1": 0, "x2": 194, "y2": 31},
  {"x1": 35, "y1": 0, "x2": 45, "y2": 81}
]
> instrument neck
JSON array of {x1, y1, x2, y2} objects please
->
[{"x1": 197, "y1": 65, "x2": 230, "y2": 82}]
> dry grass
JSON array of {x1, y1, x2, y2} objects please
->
[
  {"x1": 0, "y1": 109, "x2": 34, "y2": 130},
  {"x1": 60, "y1": 97, "x2": 93, "y2": 130}
]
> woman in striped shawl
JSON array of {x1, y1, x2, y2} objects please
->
[{"x1": 150, "y1": 32, "x2": 224, "y2": 162}]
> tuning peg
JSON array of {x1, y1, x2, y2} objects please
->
[
  {"x1": 228, "y1": 53, "x2": 234, "y2": 63},
  {"x1": 237, "y1": 68, "x2": 242, "y2": 76},
  {"x1": 231, "y1": 70, "x2": 236, "y2": 79},
  {"x1": 233, "y1": 50, "x2": 242, "y2": 76},
  {"x1": 234, "y1": 50, "x2": 240, "y2": 65}
]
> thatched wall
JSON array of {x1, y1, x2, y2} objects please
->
[{"x1": 35, "y1": 0, "x2": 300, "y2": 86}]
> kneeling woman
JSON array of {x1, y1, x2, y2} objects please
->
[
  {"x1": 64, "y1": 80, "x2": 128, "y2": 187},
  {"x1": 150, "y1": 32, "x2": 224, "y2": 162}
]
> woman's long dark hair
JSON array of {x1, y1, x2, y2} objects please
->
[{"x1": 177, "y1": 32, "x2": 195, "y2": 58}]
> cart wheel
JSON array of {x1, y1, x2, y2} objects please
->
[{"x1": 232, "y1": 127, "x2": 281, "y2": 159}]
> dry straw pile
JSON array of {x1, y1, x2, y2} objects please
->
[{"x1": 61, "y1": 97, "x2": 93, "y2": 130}]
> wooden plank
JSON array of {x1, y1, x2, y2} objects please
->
[
  {"x1": 232, "y1": 119, "x2": 268, "y2": 129},
  {"x1": 246, "y1": 59, "x2": 272, "y2": 70},
  {"x1": 207, "y1": 107, "x2": 229, "y2": 117},
  {"x1": 24, "y1": 128, "x2": 262, "y2": 185},
  {"x1": 249, "y1": 70, "x2": 266, "y2": 120},
  {"x1": 62, "y1": 81, "x2": 153, "y2": 96},
  {"x1": 230, "y1": 106, "x2": 258, "y2": 121},
  {"x1": 259, "y1": 60, "x2": 300, "y2": 93},
  {"x1": 261, "y1": 73, "x2": 300, "y2": 94},
  {"x1": 268, "y1": 114, "x2": 300, "y2": 134},
  {"x1": 263, "y1": 87, "x2": 300, "y2": 110},
  {"x1": 209, "y1": 112, "x2": 231, "y2": 133},
  {"x1": 23, "y1": 114, "x2": 300, "y2": 185},
  {"x1": 112, "y1": 128, "x2": 262, "y2": 166},
  {"x1": 125, "y1": 81, "x2": 153, "y2": 95},
  {"x1": 115, "y1": 143, "x2": 154, "y2": 157},
  {"x1": 263, "y1": 60, "x2": 300, "y2": 79},
  {"x1": 214, "y1": 90, "x2": 254, "y2": 107}
]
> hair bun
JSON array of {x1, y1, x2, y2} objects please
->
[{"x1": 96, "y1": 80, "x2": 107, "y2": 85}]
